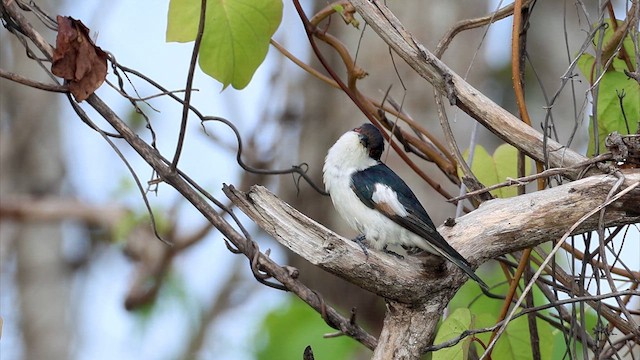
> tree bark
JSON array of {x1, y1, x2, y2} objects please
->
[{"x1": 225, "y1": 171, "x2": 640, "y2": 358}]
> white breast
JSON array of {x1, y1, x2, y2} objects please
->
[{"x1": 322, "y1": 131, "x2": 430, "y2": 251}]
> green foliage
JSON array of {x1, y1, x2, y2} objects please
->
[
  {"x1": 588, "y1": 19, "x2": 636, "y2": 72},
  {"x1": 460, "y1": 144, "x2": 532, "y2": 198},
  {"x1": 577, "y1": 19, "x2": 639, "y2": 155},
  {"x1": 166, "y1": 0, "x2": 283, "y2": 90},
  {"x1": 474, "y1": 313, "x2": 554, "y2": 360},
  {"x1": 432, "y1": 308, "x2": 473, "y2": 360},
  {"x1": 255, "y1": 297, "x2": 362, "y2": 360},
  {"x1": 447, "y1": 276, "x2": 554, "y2": 359},
  {"x1": 445, "y1": 269, "x2": 607, "y2": 359}
]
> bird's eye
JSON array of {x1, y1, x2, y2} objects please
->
[{"x1": 359, "y1": 135, "x2": 369, "y2": 148}]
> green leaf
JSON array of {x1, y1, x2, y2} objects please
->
[
  {"x1": 460, "y1": 144, "x2": 532, "y2": 198},
  {"x1": 166, "y1": 0, "x2": 201, "y2": 42},
  {"x1": 577, "y1": 19, "x2": 639, "y2": 154},
  {"x1": 167, "y1": 0, "x2": 283, "y2": 89},
  {"x1": 577, "y1": 53, "x2": 595, "y2": 85},
  {"x1": 256, "y1": 298, "x2": 361, "y2": 359},
  {"x1": 452, "y1": 273, "x2": 606, "y2": 359},
  {"x1": 585, "y1": 71, "x2": 639, "y2": 155},
  {"x1": 579, "y1": 20, "x2": 636, "y2": 78},
  {"x1": 433, "y1": 308, "x2": 473, "y2": 360},
  {"x1": 490, "y1": 316, "x2": 554, "y2": 360}
]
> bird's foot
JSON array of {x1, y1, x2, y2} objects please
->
[
  {"x1": 383, "y1": 245, "x2": 404, "y2": 259},
  {"x1": 352, "y1": 234, "x2": 369, "y2": 258},
  {"x1": 401, "y1": 245, "x2": 423, "y2": 256}
]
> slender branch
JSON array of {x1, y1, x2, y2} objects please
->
[
  {"x1": 0, "y1": 68, "x2": 68, "y2": 92},
  {"x1": 435, "y1": 0, "x2": 536, "y2": 56},
  {"x1": 350, "y1": 0, "x2": 590, "y2": 179},
  {"x1": 66, "y1": 93, "x2": 171, "y2": 246},
  {"x1": 426, "y1": 290, "x2": 639, "y2": 352},
  {"x1": 448, "y1": 154, "x2": 613, "y2": 202},
  {"x1": 481, "y1": 181, "x2": 640, "y2": 358},
  {"x1": 171, "y1": 0, "x2": 207, "y2": 171}
]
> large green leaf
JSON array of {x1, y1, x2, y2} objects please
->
[
  {"x1": 576, "y1": 18, "x2": 639, "y2": 155},
  {"x1": 256, "y1": 298, "x2": 361, "y2": 359},
  {"x1": 578, "y1": 20, "x2": 636, "y2": 80},
  {"x1": 460, "y1": 144, "x2": 532, "y2": 198},
  {"x1": 433, "y1": 308, "x2": 473, "y2": 360},
  {"x1": 167, "y1": 0, "x2": 283, "y2": 89},
  {"x1": 451, "y1": 273, "x2": 603, "y2": 359},
  {"x1": 461, "y1": 310, "x2": 554, "y2": 360},
  {"x1": 578, "y1": 56, "x2": 639, "y2": 155}
]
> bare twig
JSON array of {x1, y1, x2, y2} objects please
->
[
  {"x1": 0, "y1": 68, "x2": 68, "y2": 92},
  {"x1": 481, "y1": 181, "x2": 640, "y2": 358},
  {"x1": 350, "y1": 0, "x2": 590, "y2": 179},
  {"x1": 170, "y1": 0, "x2": 207, "y2": 171},
  {"x1": 448, "y1": 153, "x2": 613, "y2": 202}
]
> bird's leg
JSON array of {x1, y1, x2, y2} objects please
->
[
  {"x1": 352, "y1": 234, "x2": 369, "y2": 258},
  {"x1": 401, "y1": 245, "x2": 422, "y2": 256},
  {"x1": 383, "y1": 245, "x2": 404, "y2": 259}
]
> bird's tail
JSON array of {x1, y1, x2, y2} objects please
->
[{"x1": 435, "y1": 249, "x2": 489, "y2": 291}]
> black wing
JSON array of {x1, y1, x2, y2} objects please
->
[{"x1": 351, "y1": 164, "x2": 488, "y2": 289}]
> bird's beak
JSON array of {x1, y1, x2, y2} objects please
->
[{"x1": 354, "y1": 128, "x2": 367, "y2": 146}]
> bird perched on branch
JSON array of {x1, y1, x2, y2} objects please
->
[{"x1": 323, "y1": 123, "x2": 488, "y2": 290}]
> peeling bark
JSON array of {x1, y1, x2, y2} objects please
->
[{"x1": 225, "y1": 171, "x2": 640, "y2": 358}]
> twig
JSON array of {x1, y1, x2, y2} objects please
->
[
  {"x1": 0, "y1": 68, "x2": 68, "y2": 92},
  {"x1": 435, "y1": 0, "x2": 536, "y2": 56},
  {"x1": 426, "y1": 290, "x2": 638, "y2": 352},
  {"x1": 480, "y1": 180, "x2": 640, "y2": 359},
  {"x1": 170, "y1": 0, "x2": 207, "y2": 171},
  {"x1": 448, "y1": 153, "x2": 613, "y2": 202},
  {"x1": 65, "y1": 93, "x2": 172, "y2": 246}
]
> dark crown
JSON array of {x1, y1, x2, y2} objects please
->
[{"x1": 355, "y1": 123, "x2": 384, "y2": 160}]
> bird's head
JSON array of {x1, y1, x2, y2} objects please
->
[
  {"x1": 354, "y1": 123, "x2": 384, "y2": 161},
  {"x1": 324, "y1": 123, "x2": 384, "y2": 173}
]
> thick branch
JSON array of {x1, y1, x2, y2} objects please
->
[
  {"x1": 349, "y1": 0, "x2": 589, "y2": 178},
  {"x1": 225, "y1": 172, "x2": 640, "y2": 303},
  {"x1": 226, "y1": 172, "x2": 639, "y2": 358},
  {"x1": 372, "y1": 296, "x2": 452, "y2": 360}
]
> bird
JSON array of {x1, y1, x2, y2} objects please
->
[{"x1": 322, "y1": 123, "x2": 488, "y2": 290}]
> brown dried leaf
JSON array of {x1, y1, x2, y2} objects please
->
[{"x1": 51, "y1": 16, "x2": 107, "y2": 102}]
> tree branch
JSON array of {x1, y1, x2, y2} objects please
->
[
  {"x1": 226, "y1": 173, "x2": 639, "y2": 298},
  {"x1": 349, "y1": 0, "x2": 590, "y2": 179},
  {"x1": 0, "y1": 0, "x2": 377, "y2": 349},
  {"x1": 225, "y1": 171, "x2": 639, "y2": 357}
]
